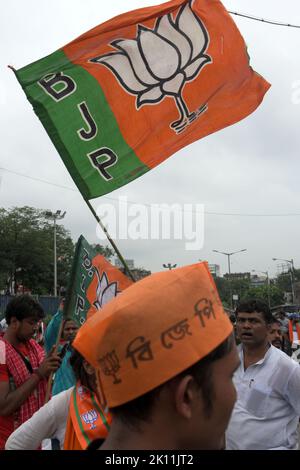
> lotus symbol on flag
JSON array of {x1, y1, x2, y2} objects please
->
[
  {"x1": 90, "y1": 1, "x2": 212, "y2": 133},
  {"x1": 93, "y1": 268, "x2": 119, "y2": 310},
  {"x1": 81, "y1": 409, "x2": 98, "y2": 429}
]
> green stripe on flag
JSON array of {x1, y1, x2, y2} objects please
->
[
  {"x1": 16, "y1": 49, "x2": 148, "y2": 199},
  {"x1": 73, "y1": 388, "x2": 91, "y2": 447},
  {"x1": 63, "y1": 235, "x2": 93, "y2": 326},
  {"x1": 90, "y1": 393, "x2": 110, "y2": 433}
]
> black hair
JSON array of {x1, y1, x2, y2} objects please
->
[
  {"x1": 62, "y1": 318, "x2": 78, "y2": 339},
  {"x1": 235, "y1": 299, "x2": 273, "y2": 324},
  {"x1": 5, "y1": 295, "x2": 44, "y2": 324},
  {"x1": 69, "y1": 348, "x2": 91, "y2": 388},
  {"x1": 270, "y1": 319, "x2": 282, "y2": 327},
  {"x1": 111, "y1": 334, "x2": 234, "y2": 429}
]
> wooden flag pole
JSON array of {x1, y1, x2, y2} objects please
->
[
  {"x1": 44, "y1": 318, "x2": 65, "y2": 404},
  {"x1": 84, "y1": 198, "x2": 136, "y2": 282}
]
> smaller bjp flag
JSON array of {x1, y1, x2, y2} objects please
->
[
  {"x1": 64, "y1": 235, "x2": 133, "y2": 325},
  {"x1": 15, "y1": 0, "x2": 270, "y2": 199}
]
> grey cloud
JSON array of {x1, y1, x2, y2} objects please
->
[{"x1": 1, "y1": 0, "x2": 300, "y2": 279}]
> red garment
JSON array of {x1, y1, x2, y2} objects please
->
[
  {"x1": 0, "y1": 343, "x2": 29, "y2": 381},
  {"x1": 0, "y1": 336, "x2": 46, "y2": 449},
  {"x1": 288, "y1": 320, "x2": 300, "y2": 344}
]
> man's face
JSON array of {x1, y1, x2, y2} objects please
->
[
  {"x1": 16, "y1": 316, "x2": 40, "y2": 342},
  {"x1": 268, "y1": 322, "x2": 283, "y2": 349},
  {"x1": 190, "y1": 341, "x2": 240, "y2": 450},
  {"x1": 63, "y1": 320, "x2": 78, "y2": 342},
  {"x1": 236, "y1": 311, "x2": 269, "y2": 347}
]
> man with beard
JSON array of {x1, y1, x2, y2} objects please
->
[
  {"x1": 268, "y1": 319, "x2": 283, "y2": 350},
  {"x1": 226, "y1": 299, "x2": 300, "y2": 450},
  {"x1": 0, "y1": 296, "x2": 61, "y2": 449}
]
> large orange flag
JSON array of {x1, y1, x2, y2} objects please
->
[{"x1": 16, "y1": 0, "x2": 270, "y2": 199}]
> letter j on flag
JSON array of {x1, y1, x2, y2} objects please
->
[{"x1": 15, "y1": 0, "x2": 270, "y2": 199}]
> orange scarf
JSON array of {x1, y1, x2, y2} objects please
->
[
  {"x1": 63, "y1": 382, "x2": 111, "y2": 450},
  {"x1": 288, "y1": 320, "x2": 300, "y2": 345}
]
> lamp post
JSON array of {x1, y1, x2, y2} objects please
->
[
  {"x1": 45, "y1": 210, "x2": 66, "y2": 296},
  {"x1": 163, "y1": 263, "x2": 177, "y2": 270},
  {"x1": 252, "y1": 269, "x2": 270, "y2": 308},
  {"x1": 212, "y1": 249, "x2": 247, "y2": 310},
  {"x1": 272, "y1": 257, "x2": 295, "y2": 304}
]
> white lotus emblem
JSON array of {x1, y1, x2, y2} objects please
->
[
  {"x1": 90, "y1": 0, "x2": 212, "y2": 133},
  {"x1": 93, "y1": 268, "x2": 120, "y2": 310}
]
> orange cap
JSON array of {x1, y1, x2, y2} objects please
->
[{"x1": 74, "y1": 262, "x2": 232, "y2": 408}]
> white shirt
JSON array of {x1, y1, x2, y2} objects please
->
[
  {"x1": 5, "y1": 387, "x2": 73, "y2": 450},
  {"x1": 292, "y1": 348, "x2": 300, "y2": 365},
  {"x1": 226, "y1": 345, "x2": 300, "y2": 450},
  {"x1": 278, "y1": 317, "x2": 289, "y2": 334}
]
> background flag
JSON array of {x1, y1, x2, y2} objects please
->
[
  {"x1": 64, "y1": 235, "x2": 133, "y2": 325},
  {"x1": 15, "y1": 0, "x2": 270, "y2": 199}
]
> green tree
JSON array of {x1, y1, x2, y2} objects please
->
[
  {"x1": 215, "y1": 275, "x2": 285, "y2": 308},
  {"x1": 243, "y1": 284, "x2": 284, "y2": 307},
  {"x1": 93, "y1": 243, "x2": 114, "y2": 261},
  {"x1": 215, "y1": 277, "x2": 251, "y2": 307},
  {"x1": 276, "y1": 272, "x2": 293, "y2": 293},
  {"x1": 0, "y1": 206, "x2": 74, "y2": 295}
]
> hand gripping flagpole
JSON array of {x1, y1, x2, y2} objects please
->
[
  {"x1": 44, "y1": 318, "x2": 65, "y2": 404},
  {"x1": 84, "y1": 199, "x2": 136, "y2": 282}
]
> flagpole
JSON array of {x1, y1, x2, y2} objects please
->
[
  {"x1": 44, "y1": 318, "x2": 65, "y2": 404},
  {"x1": 84, "y1": 198, "x2": 135, "y2": 282}
]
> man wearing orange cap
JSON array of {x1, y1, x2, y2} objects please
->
[{"x1": 74, "y1": 262, "x2": 240, "y2": 450}]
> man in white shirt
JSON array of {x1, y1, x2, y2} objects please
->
[
  {"x1": 277, "y1": 311, "x2": 289, "y2": 336},
  {"x1": 226, "y1": 299, "x2": 300, "y2": 450}
]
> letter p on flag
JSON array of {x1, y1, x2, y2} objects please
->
[{"x1": 15, "y1": 0, "x2": 270, "y2": 200}]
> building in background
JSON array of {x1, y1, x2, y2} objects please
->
[
  {"x1": 208, "y1": 264, "x2": 220, "y2": 278},
  {"x1": 223, "y1": 272, "x2": 251, "y2": 281},
  {"x1": 250, "y1": 274, "x2": 267, "y2": 288},
  {"x1": 131, "y1": 268, "x2": 151, "y2": 281},
  {"x1": 114, "y1": 258, "x2": 151, "y2": 281}
]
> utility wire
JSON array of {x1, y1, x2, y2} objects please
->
[
  {"x1": 2, "y1": 166, "x2": 300, "y2": 218},
  {"x1": 0, "y1": 167, "x2": 77, "y2": 192},
  {"x1": 228, "y1": 11, "x2": 300, "y2": 29}
]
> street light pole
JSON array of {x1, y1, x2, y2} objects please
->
[
  {"x1": 163, "y1": 263, "x2": 177, "y2": 271},
  {"x1": 212, "y1": 249, "x2": 247, "y2": 310},
  {"x1": 45, "y1": 210, "x2": 66, "y2": 296},
  {"x1": 272, "y1": 257, "x2": 295, "y2": 304},
  {"x1": 266, "y1": 271, "x2": 271, "y2": 309},
  {"x1": 54, "y1": 217, "x2": 57, "y2": 298},
  {"x1": 226, "y1": 253, "x2": 233, "y2": 311}
]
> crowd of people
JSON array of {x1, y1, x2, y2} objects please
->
[
  {"x1": 0, "y1": 262, "x2": 300, "y2": 450},
  {"x1": 0, "y1": 296, "x2": 110, "y2": 450}
]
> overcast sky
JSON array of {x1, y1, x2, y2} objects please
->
[{"x1": 1, "y1": 0, "x2": 300, "y2": 278}]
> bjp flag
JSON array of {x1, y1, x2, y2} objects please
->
[
  {"x1": 64, "y1": 235, "x2": 133, "y2": 325},
  {"x1": 15, "y1": 0, "x2": 270, "y2": 199}
]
